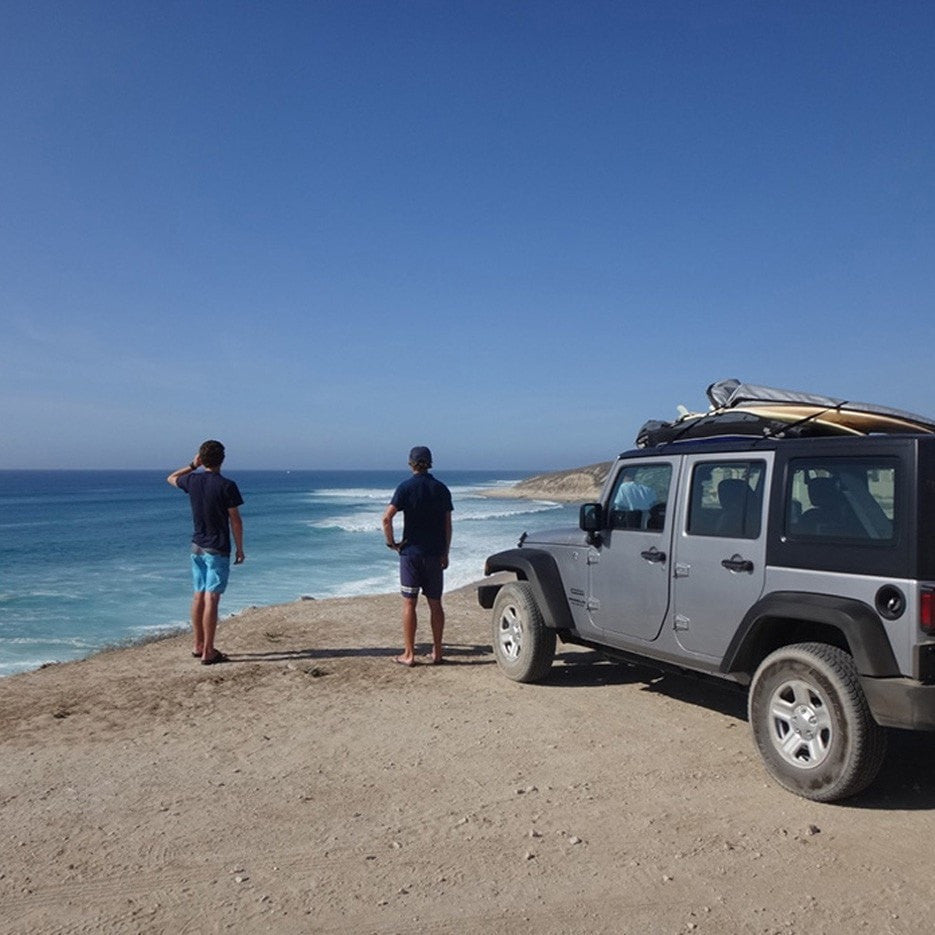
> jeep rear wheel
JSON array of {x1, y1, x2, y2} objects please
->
[
  {"x1": 748, "y1": 642, "x2": 886, "y2": 802},
  {"x1": 491, "y1": 582, "x2": 556, "y2": 683}
]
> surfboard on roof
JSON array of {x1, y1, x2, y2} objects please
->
[{"x1": 636, "y1": 379, "x2": 935, "y2": 448}]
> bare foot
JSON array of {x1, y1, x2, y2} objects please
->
[{"x1": 394, "y1": 655, "x2": 416, "y2": 668}]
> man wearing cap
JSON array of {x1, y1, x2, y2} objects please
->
[{"x1": 382, "y1": 446, "x2": 453, "y2": 666}]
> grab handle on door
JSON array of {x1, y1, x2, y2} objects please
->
[
  {"x1": 721, "y1": 554, "x2": 754, "y2": 573},
  {"x1": 641, "y1": 547, "x2": 666, "y2": 564}
]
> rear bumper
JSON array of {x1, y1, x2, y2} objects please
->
[{"x1": 861, "y1": 676, "x2": 935, "y2": 730}]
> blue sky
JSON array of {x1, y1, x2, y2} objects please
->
[{"x1": 2, "y1": 1, "x2": 934, "y2": 471}]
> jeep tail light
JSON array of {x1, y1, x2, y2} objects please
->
[{"x1": 922, "y1": 589, "x2": 935, "y2": 634}]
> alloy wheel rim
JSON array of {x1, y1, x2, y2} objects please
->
[
  {"x1": 497, "y1": 605, "x2": 523, "y2": 661},
  {"x1": 767, "y1": 677, "x2": 833, "y2": 769}
]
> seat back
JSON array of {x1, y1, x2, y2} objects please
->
[{"x1": 715, "y1": 478, "x2": 750, "y2": 537}]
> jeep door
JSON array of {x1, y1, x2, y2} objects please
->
[
  {"x1": 587, "y1": 458, "x2": 677, "y2": 641},
  {"x1": 672, "y1": 453, "x2": 773, "y2": 661}
]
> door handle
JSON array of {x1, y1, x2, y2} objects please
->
[
  {"x1": 721, "y1": 554, "x2": 754, "y2": 573},
  {"x1": 641, "y1": 548, "x2": 666, "y2": 564}
]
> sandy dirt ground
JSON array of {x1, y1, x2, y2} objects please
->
[{"x1": 2, "y1": 582, "x2": 935, "y2": 934}]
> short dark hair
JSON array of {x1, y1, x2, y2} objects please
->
[{"x1": 199, "y1": 439, "x2": 225, "y2": 469}]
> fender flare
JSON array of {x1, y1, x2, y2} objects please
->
[
  {"x1": 480, "y1": 549, "x2": 575, "y2": 631},
  {"x1": 720, "y1": 591, "x2": 900, "y2": 678}
]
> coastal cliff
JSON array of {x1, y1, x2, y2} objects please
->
[{"x1": 487, "y1": 461, "x2": 612, "y2": 503}]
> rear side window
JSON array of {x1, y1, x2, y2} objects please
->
[
  {"x1": 688, "y1": 460, "x2": 766, "y2": 538},
  {"x1": 786, "y1": 458, "x2": 896, "y2": 542},
  {"x1": 608, "y1": 463, "x2": 672, "y2": 531}
]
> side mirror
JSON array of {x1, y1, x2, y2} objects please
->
[
  {"x1": 579, "y1": 503, "x2": 604, "y2": 545},
  {"x1": 579, "y1": 502, "x2": 603, "y2": 531}
]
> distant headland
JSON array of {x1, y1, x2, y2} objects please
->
[{"x1": 486, "y1": 462, "x2": 612, "y2": 503}]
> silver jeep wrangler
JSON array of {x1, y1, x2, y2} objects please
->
[{"x1": 479, "y1": 381, "x2": 935, "y2": 801}]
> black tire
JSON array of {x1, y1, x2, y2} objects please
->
[
  {"x1": 748, "y1": 642, "x2": 886, "y2": 802},
  {"x1": 491, "y1": 582, "x2": 556, "y2": 683}
]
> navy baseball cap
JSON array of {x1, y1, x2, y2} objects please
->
[{"x1": 409, "y1": 446, "x2": 432, "y2": 466}]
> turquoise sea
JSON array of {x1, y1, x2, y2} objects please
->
[{"x1": 0, "y1": 470, "x2": 576, "y2": 677}]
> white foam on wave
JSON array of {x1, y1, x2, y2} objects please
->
[
  {"x1": 445, "y1": 565, "x2": 489, "y2": 592},
  {"x1": 455, "y1": 501, "x2": 561, "y2": 522},
  {"x1": 308, "y1": 512, "x2": 383, "y2": 533},
  {"x1": 308, "y1": 494, "x2": 560, "y2": 535},
  {"x1": 320, "y1": 508, "x2": 558, "y2": 530},
  {"x1": 309, "y1": 488, "x2": 393, "y2": 501},
  {"x1": 2, "y1": 635, "x2": 96, "y2": 647},
  {"x1": 321, "y1": 571, "x2": 397, "y2": 598},
  {"x1": 130, "y1": 621, "x2": 188, "y2": 635},
  {"x1": 0, "y1": 659, "x2": 57, "y2": 676}
]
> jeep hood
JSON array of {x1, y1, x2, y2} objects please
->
[{"x1": 521, "y1": 526, "x2": 588, "y2": 547}]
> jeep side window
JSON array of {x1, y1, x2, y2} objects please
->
[
  {"x1": 608, "y1": 464, "x2": 672, "y2": 531},
  {"x1": 687, "y1": 460, "x2": 765, "y2": 538},
  {"x1": 786, "y1": 458, "x2": 896, "y2": 541}
]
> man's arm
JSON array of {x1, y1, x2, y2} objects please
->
[
  {"x1": 229, "y1": 507, "x2": 245, "y2": 564},
  {"x1": 441, "y1": 511, "x2": 452, "y2": 569},
  {"x1": 167, "y1": 453, "x2": 201, "y2": 488},
  {"x1": 382, "y1": 504, "x2": 401, "y2": 550}
]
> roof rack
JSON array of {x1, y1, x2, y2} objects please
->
[{"x1": 636, "y1": 380, "x2": 935, "y2": 448}]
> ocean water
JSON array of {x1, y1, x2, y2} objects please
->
[{"x1": 0, "y1": 470, "x2": 576, "y2": 677}]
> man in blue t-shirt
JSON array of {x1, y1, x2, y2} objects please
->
[
  {"x1": 167, "y1": 440, "x2": 245, "y2": 665},
  {"x1": 382, "y1": 446, "x2": 453, "y2": 667}
]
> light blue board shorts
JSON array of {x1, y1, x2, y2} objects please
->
[{"x1": 191, "y1": 550, "x2": 231, "y2": 594}]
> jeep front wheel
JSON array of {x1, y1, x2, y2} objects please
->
[
  {"x1": 491, "y1": 582, "x2": 556, "y2": 683},
  {"x1": 748, "y1": 642, "x2": 886, "y2": 802}
]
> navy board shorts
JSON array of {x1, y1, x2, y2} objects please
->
[{"x1": 399, "y1": 552, "x2": 444, "y2": 600}]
